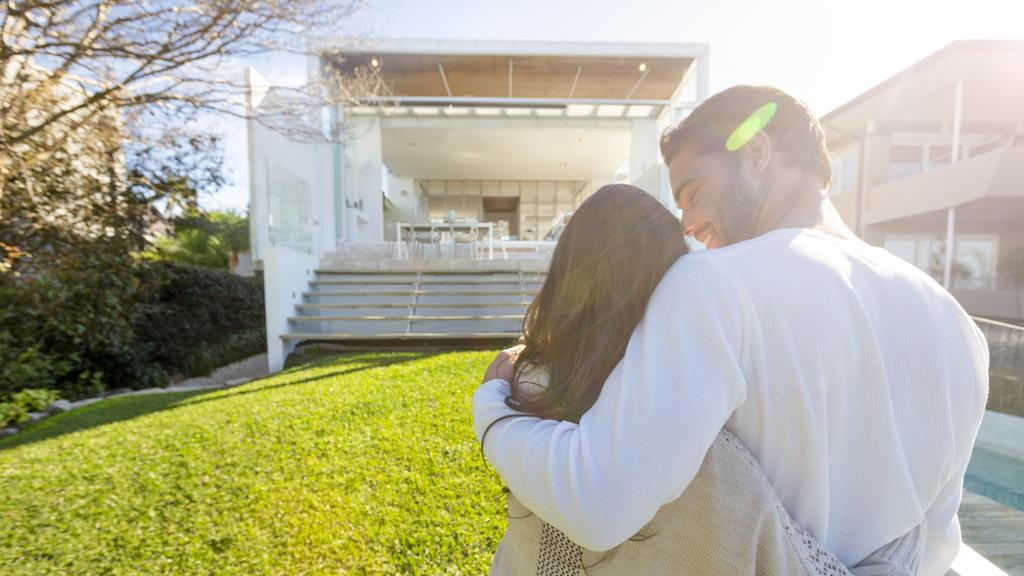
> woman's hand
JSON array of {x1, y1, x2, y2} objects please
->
[{"x1": 483, "y1": 344, "x2": 525, "y2": 384}]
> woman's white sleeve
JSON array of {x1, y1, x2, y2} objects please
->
[{"x1": 472, "y1": 258, "x2": 749, "y2": 551}]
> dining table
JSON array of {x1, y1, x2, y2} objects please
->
[{"x1": 395, "y1": 221, "x2": 494, "y2": 260}]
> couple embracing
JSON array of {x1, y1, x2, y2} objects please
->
[{"x1": 473, "y1": 85, "x2": 989, "y2": 576}]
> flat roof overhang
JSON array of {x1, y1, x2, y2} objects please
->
[
  {"x1": 823, "y1": 40, "x2": 1024, "y2": 147},
  {"x1": 312, "y1": 38, "x2": 705, "y2": 118}
]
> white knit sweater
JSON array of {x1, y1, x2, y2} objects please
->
[{"x1": 474, "y1": 228, "x2": 989, "y2": 576}]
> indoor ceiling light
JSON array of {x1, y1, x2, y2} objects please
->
[
  {"x1": 370, "y1": 57, "x2": 380, "y2": 68},
  {"x1": 412, "y1": 107, "x2": 439, "y2": 115},
  {"x1": 535, "y1": 108, "x2": 563, "y2": 117},
  {"x1": 474, "y1": 107, "x2": 501, "y2": 116},
  {"x1": 638, "y1": 62, "x2": 647, "y2": 72},
  {"x1": 559, "y1": 162, "x2": 567, "y2": 169},
  {"x1": 596, "y1": 105, "x2": 625, "y2": 117},
  {"x1": 504, "y1": 108, "x2": 531, "y2": 116},
  {"x1": 566, "y1": 104, "x2": 594, "y2": 117},
  {"x1": 626, "y1": 105, "x2": 653, "y2": 118},
  {"x1": 444, "y1": 107, "x2": 469, "y2": 115}
]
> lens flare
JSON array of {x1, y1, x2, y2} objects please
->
[{"x1": 726, "y1": 102, "x2": 778, "y2": 152}]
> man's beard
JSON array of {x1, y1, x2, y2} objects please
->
[{"x1": 714, "y1": 162, "x2": 765, "y2": 247}]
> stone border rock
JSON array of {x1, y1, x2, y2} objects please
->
[{"x1": 0, "y1": 354, "x2": 269, "y2": 438}]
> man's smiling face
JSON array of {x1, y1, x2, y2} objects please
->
[{"x1": 667, "y1": 144, "x2": 762, "y2": 250}]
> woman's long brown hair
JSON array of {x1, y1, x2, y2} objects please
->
[{"x1": 507, "y1": 184, "x2": 689, "y2": 423}]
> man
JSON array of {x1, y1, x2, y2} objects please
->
[{"x1": 473, "y1": 85, "x2": 989, "y2": 576}]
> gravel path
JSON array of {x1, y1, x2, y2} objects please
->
[{"x1": 168, "y1": 353, "x2": 270, "y2": 391}]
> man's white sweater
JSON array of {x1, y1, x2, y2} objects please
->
[{"x1": 474, "y1": 227, "x2": 989, "y2": 576}]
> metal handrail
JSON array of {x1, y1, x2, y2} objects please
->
[{"x1": 973, "y1": 316, "x2": 1024, "y2": 332}]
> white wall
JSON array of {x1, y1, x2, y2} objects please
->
[
  {"x1": 383, "y1": 172, "x2": 423, "y2": 239},
  {"x1": 630, "y1": 118, "x2": 674, "y2": 208},
  {"x1": 343, "y1": 116, "x2": 385, "y2": 242},
  {"x1": 261, "y1": 245, "x2": 318, "y2": 373}
]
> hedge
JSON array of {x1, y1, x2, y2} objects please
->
[{"x1": 0, "y1": 260, "x2": 265, "y2": 403}]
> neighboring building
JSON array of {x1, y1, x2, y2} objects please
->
[
  {"x1": 822, "y1": 40, "x2": 1024, "y2": 321},
  {"x1": 246, "y1": 38, "x2": 709, "y2": 371}
]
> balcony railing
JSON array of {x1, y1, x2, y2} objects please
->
[
  {"x1": 865, "y1": 144, "x2": 1024, "y2": 226},
  {"x1": 974, "y1": 316, "x2": 1024, "y2": 417}
]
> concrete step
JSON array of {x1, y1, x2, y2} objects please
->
[
  {"x1": 314, "y1": 271, "x2": 546, "y2": 282},
  {"x1": 282, "y1": 263, "x2": 538, "y2": 344},
  {"x1": 303, "y1": 289, "x2": 535, "y2": 297},
  {"x1": 289, "y1": 317, "x2": 524, "y2": 334},
  {"x1": 315, "y1": 259, "x2": 549, "y2": 274},
  {"x1": 282, "y1": 332, "x2": 521, "y2": 341},
  {"x1": 295, "y1": 303, "x2": 528, "y2": 318},
  {"x1": 309, "y1": 278, "x2": 544, "y2": 286},
  {"x1": 296, "y1": 302, "x2": 528, "y2": 309},
  {"x1": 307, "y1": 280, "x2": 540, "y2": 291},
  {"x1": 289, "y1": 314, "x2": 525, "y2": 322}
]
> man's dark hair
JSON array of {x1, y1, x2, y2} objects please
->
[{"x1": 660, "y1": 85, "x2": 832, "y2": 189}]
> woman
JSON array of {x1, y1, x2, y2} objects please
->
[{"x1": 480, "y1": 184, "x2": 921, "y2": 575}]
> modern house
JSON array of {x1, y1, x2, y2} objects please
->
[
  {"x1": 246, "y1": 38, "x2": 709, "y2": 371},
  {"x1": 821, "y1": 40, "x2": 1024, "y2": 322}
]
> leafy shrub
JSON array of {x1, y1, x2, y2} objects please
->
[
  {"x1": 0, "y1": 334, "x2": 72, "y2": 399},
  {"x1": 140, "y1": 210, "x2": 249, "y2": 270},
  {"x1": 132, "y1": 261, "x2": 265, "y2": 376},
  {"x1": 0, "y1": 248, "x2": 163, "y2": 400},
  {"x1": 0, "y1": 388, "x2": 60, "y2": 427},
  {"x1": 176, "y1": 330, "x2": 266, "y2": 378},
  {"x1": 0, "y1": 402, "x2": 27, "y2": 428},
  {"x1": 1, "y1": 258, "x2": 264, "y2": 400}
]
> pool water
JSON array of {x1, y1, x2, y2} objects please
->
[{"x1": 965, "y1": 445, "x2": 1024, "y2": 511}]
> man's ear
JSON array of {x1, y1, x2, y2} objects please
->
[{"x1": 744, "y1": 131, "x2": 773, "y2": 175}]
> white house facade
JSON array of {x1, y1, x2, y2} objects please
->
[{"x1": 246, "y1": 38, "x2": 709, "y2": 371}]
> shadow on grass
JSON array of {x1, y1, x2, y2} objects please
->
[
  {"x1": 180, "y1": 350, "x2": 442, "y2": 409},
  {"x1": 0, "y1": 350, "x2": 443, "y2": 453},
  {"x1": 0, "y1": 389, "x2": 213, "y2": 452}
]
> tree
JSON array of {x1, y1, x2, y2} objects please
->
[
  {"x1": 1, "y1": 0, "x2": 373, "y2": 186},
  {"x1": 142, "y1": 209, "x2": 250, "y2": 269},
  {"x1": 1, "y1": 0, "x2": 381, "y2": 272},
  {"x1": 928, "y1": 245, "x2": 973, "y2": 286},
  {"x1": 0, "y1": 0, "x2": 379, "y2": 397}
]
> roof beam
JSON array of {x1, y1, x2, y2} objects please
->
[
  {"x1": 356, "y1": 95, "x2": 672, "y2": 106},
  {"x1": 437, "y1": 62, "x2": 453, "y2": 97},
  {"x1": 568, "y1": 65, "x2": 582, "y2": 99},
  {"x1": 507, "y1": 58, "x2": 514, "y2": 98},
  {"x1": 624, "y1": 67, "x2": 650, "y2": 100}
]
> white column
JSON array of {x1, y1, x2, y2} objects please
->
[
  {"x1": 630, "y1": 118, "x2": 664, "y2": 202},
  {"x1": 943, "y1": 77, "x2": 963, "y2": 290},
  {"x1": 245, "y1": 67, "x2": 271, "y2": 263},
  {"x1": 943, "y1": 208, "x2": 957, "y2": 290},
  {"x1": 315, "y1": 109, "x2": 338, "y2": 258},
  {"x1": 346, "y1": 116, "x2": 385, "y2": 243},
  {"x1": 331, "y1": 104, "x2": 346, "y2": 246},
  {"x1": 696, "y1": 47, "x2": 710, "y2": 103},
  {"x1": 952, "y1": 77, "x2": 963, "y2": 164}
]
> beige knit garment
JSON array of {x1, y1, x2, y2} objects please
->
[{"x1": 488, "y1": 368, "x2": 922, "y2": 576}]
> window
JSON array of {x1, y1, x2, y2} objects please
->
[
  {"x1": 884, "y1": 234, "x2": 1000, "y2": 289},
  {"x1": 954, "y1": 237, "x2": 999, "y2": 289},
  {"x1": 829, "y1": 151, "x2": 857, "y2": 195},
  {"x1": 887, "y1": 145, "x2": 924, "y2": 181}
]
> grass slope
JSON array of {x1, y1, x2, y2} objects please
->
[{"x1": 0, "y1": 351, "x2": 507, "y2": 575}]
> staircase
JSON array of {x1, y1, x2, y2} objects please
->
[{"x1": 280, "y1": 261, "x2": 547, "y2": 343}]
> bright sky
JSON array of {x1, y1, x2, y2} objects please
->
[{"x1": 202, "y1": 0, "x2": 1024, "y2": 211}]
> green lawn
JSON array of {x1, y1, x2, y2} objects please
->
[{"x1": 0, "y1": 351, "x2": 507, "y2": 575}]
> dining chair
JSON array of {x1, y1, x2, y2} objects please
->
[
  {"x1": 407, "y1": 223, "x2": 441, "y2": 259},
  {"x1": 478, "y1": 220, "x2": 509, "y2": 260},
  {"x1": 452, "y1": 222, "x2": 481, "y2": 259}
]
